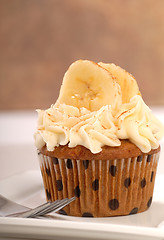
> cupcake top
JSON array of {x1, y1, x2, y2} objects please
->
[{"x1": 34, "y1": 60, "x2": 164, "y2": 154}]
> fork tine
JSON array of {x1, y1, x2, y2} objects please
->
[
  {"x1": 38, "y1": 197, "x2": 76, "y2": 216},
  {"x1": 7, "y1": 197, "x2": 76, "y2": 218},
  {"x1": 33, "y1": 198, "x2": 68, "y2": 216},
  {"x1": 28, "y1": 199, "x2": 66, "y2": 218},
  {"x1": 31, "y1": 197, "x2": 76, "y2": 217},
  {"x1": 16, "y1": 202, "x2": 51, "y2": 218},
  {"x1": 36, "y1": 198, "x2": 69, "y2": 216},
  {"x1": 51, "y1": 197, "x2": 76, "y2": 214}
]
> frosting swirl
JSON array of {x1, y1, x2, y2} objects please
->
[
  {"x1": 34, "y1": 95, "x2": 164, "y2": 153},
  {"x1": 116, "y1": 95, "x2": 164, "y2": 153},
  {"x1": 34, "y1": 104, "x2": 120, "y2": 153}
]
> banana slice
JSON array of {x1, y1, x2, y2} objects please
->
[
  {"x1": 98, "y1": 62, "x2": 141, "y2": 103},
  {"x1": 56, "y1": 60, "x2": 122, "y2": 112}
]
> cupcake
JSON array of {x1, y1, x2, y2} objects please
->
[{"x1": 34, "y1": 60, "x2": 164, "y2": 217}]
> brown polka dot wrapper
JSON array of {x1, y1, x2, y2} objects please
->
[{"x1": 38, "y1": 151, "x2": 160, "y2": 217}]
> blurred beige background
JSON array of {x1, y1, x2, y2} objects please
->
[{"x1": 0, "y1": 0, "x2": 164, "y2": 110}]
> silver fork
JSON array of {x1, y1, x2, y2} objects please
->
[{"x1": 0, "y1": 194, "x2": 76, "y2": 218}]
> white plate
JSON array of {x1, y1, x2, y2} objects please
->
[{"x1": 0, "y1": 171, "x2": 164, "y2": 240}]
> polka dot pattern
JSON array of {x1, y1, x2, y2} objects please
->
[
  {"x1": 66, "y1": 159, "x2": 73, "y2": 169},
  {"x1": 92, "y1": 179, "x2": 99, "y2": 191},
  {"x1": 46, "y1": 168, "x2": 51, "y2": 176},
  {"x1": 59, "y1": 209, "x2": 67, "y2": 215},
  {"x1": 137, "y1": 155, "x2": 143, "y2": 162},
  {"x1": 56, "y1": 179, "x2": 63, "y2": 191},
  {"x1": 147, "y1": 197, "x2": 152, "y2": 208},
  {"x1": 109, "y1": 199, "x2": 119, "y2": 210},
  {"x1": 141, "y1": 178, "x2": 146, "y2": 188},
  {"x1": 109, "y1": 165, "x2": 117, "y2": 177},
  {"x1": 129, "y1": 207, "x2": 138, "y2": 215},
  {"x1": 124, "y1": 177, "x2": 131, "y2": 188},
  {"x1": 46, "y1": 189, "x2": 51, "y2": 200},
  {"x1": 39, "y1": 151, "x2": 159, "y2": 217},
  {"x1": 83, "y1": 160, "x2": 89, "y2": 169},
  {"x1": 147, "y1": 154, "x2": 152, "y2": 162},
  {"x1": 74, "y1": 186, "x2": 81, "y2": 198},
  {"x1": 150, "y1": 171, "x2": 154, "y2": 182},
  {"x1": 53, "y1": 157, "x2": 58, "y2": 164},
  {"x1": 82, "y1": 212, "x2": 93, "y2": 217}
]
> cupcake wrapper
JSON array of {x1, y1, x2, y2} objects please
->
[{"x1": 38, "y1": 151, "x2": 160, "y2": 217}]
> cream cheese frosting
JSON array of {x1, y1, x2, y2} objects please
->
[
  {"x1": 34, "y1": 104, "x2": 120, "y2": 153},
  {"x1": 116, "y1": 95, "x2": 164, "y2": 153},
  {"x1": 34, "y1": 95, "x2": 164, "y2": 154}
]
